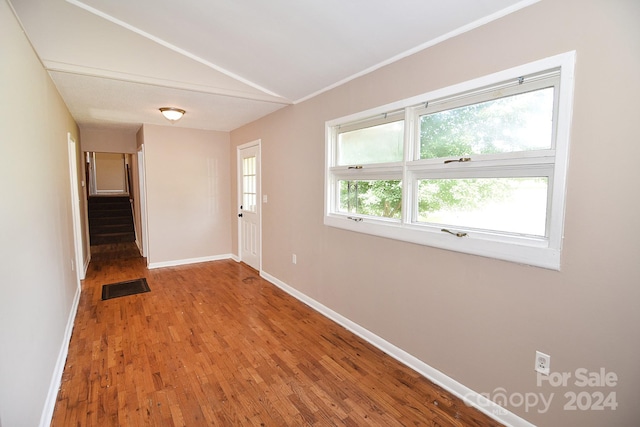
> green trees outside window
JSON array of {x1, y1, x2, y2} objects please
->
[{"x1": 337, "y1": 86, "x2": 554, "y2": 235}]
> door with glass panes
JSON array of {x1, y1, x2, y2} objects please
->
[{"x1": 237, "y1": 142, "x2": 261, "y2": 270}]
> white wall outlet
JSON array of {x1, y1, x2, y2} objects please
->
[
  {"x1": 263, "y1": 194, "x2": 268, "y2": 203},
  {"x1": 535, "y1": 351, "x2": 550, "y2": 375},
  {"x1": 292, "y1": 254, "x2": 297, "y2": 264}
]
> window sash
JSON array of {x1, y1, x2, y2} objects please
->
[
  {"x1": 416, "y1": 70, "x2": 559, "y2": 114},
  {"x1": 413, "y1": 176, "x2": 550, "y2": 237},
  {"x1": 337, "y1": 179, "x2": 403, "y2": 220},
  {"x1": 414, "y1": 73, "x2": 560, "y2": 161}
]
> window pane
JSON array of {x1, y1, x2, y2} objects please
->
[
  {"x1": 338, "y1": 121, "x2": 404, "y2": 165},
  {"x1": 339, "y1": 179, "x2": 402, "y2": 219},
  {"x1": 417, "y1": 177, "x2": 548, "y2": 236},
  {"x1": 420, "y1": 87, "x2": 554, "y2": 159},
  {"x1": 242, "y1": 156, "x2": 257, "y2": 212}
]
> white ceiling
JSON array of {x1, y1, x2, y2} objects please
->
[{"x1": 8, "y1": 0, "x2": 536, "y2": 132}]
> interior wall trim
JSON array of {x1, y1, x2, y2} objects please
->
[{"x1": 39, "y1": 286, "x2": 81, "y2": 427}]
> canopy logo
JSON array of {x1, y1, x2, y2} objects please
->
[{"x1": 468, "y1": 368, "x2": 618, "y2": 414}]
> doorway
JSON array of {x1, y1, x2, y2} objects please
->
[{"x1": 237, "y1": 140, "x2": 261, "y2": 271}]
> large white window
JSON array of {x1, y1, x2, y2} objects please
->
[{"x1": 325, "y1": 52, "x2": 575, "y2": 270}]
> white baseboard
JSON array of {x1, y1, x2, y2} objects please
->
[
  {"x1": 148, "y1": 253, "x2": 234, "y2": 269},
  {"x1": 83, "y1": 252, "x2": 90, "y2": 278},
  {"x1": 39, "y1": 284, "x2": 81, "y2": 427},
  {"x1": 259, "y1": 270, "x2": 535, "y2": 427}
]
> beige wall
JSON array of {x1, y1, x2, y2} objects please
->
[
  {"x1": 0, "y1": 2, "x2": 81, "y2": 426},
  {"x1": 231, "y1": 1, "x2": 640, "y2": 425},
  {"x1": 94, "y1": 152, "x2": 126, "y2": 193},
  {"x1": 80, "y1": 127, "x2": 138, "y2": 154},
  {"x1": 142, "y1": 124, "x2": 232, "y2": 265}
]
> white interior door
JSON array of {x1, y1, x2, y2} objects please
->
[{"x1": 237, "y1": 141, "x2": 261, "y2": 270}]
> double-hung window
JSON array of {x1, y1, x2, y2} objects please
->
[{"x1": 325, "y1": 52, "x2": 575, "y2": 270}]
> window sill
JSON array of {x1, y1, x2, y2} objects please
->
[{"x1": 324, "y1": 214, "x2": 561, "y2": 270}]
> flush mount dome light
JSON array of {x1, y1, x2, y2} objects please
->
[{"x1": 159, "y1": 107, "x2": 185, "y2": 122}]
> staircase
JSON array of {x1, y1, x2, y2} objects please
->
[{"x1": 88, "y1": 196, "x2": 135, "y2": 245}]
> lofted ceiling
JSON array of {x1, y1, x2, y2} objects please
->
[{"x1": 8, "y1": 0, "x2": 537, "y2": 132}]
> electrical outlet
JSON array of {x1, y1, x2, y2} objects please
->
[
  {"x1": 535, "y1": 351, "x2": 550, "y2": 375},
  {"x1": 292, "y1": 254, "x2": 297, "y2": 264}
]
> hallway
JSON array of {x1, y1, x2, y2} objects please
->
[{"x1": 51, "y1": 247, "x2": 501, "y2": 426}]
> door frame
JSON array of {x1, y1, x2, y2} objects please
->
[
  {"x1": 236, "y1": 139, "x2": 262, "y2": 271},
  {"x1": 67, "y1": 133, "x2": 85, "y2": 283},
  {"x1": 137, "y1": 144, "x2": 150, "y2": 261}
]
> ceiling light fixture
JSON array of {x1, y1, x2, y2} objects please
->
[{"x1": 159, "y1": 107, "x2": 185, "y2": 122}]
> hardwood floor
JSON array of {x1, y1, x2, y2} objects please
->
[{"x1": 52, "y1": 245, "x2": 502, "y2": 426}]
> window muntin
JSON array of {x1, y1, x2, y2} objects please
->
[
  {"x1": 419, "y1": 87, "x2": 555, "y2": 159},
  {"x1": 325, "y1": 52, "x2": 575, "y2": 270}
]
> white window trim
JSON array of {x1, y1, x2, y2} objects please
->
[{"x1": 325, "y1": 51, "x2": 576, "y2": 270}]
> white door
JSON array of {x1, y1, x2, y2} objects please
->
[{"x1": 237, "y1": 141, "x2": 261, "y2": 270}]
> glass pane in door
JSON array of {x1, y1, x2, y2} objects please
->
[{"x1": 242, "y1": 156, "x2": 257, "y2": 212}]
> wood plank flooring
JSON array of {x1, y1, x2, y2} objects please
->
[{"x1": 51, "y1": 244, "x2": 502, "y2": 426}]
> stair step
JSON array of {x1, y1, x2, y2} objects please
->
[
  {"x1": 89, "y1": 204, "x2": 130, "y2": 212},
  {"x1": 90, "y1": 232, "x2": 135, "y2": 245},
  {"x1": 89, "y1": 209, "x2": 132, "y2": 218},
  {"x1": 90, "y1": 216, "x2": 134, "y2": 226},
  {"x1": 88, "y1": 201, "x2": 130, "y2": 207},
  {"x1": 88, "y1": 196, "x2": 135, "y2": 246},
  {"x1": 90, "y1": 224, "x2": 134, "y2": 233},
  {"x1": 88, "y1": 197, "x2": 131, "y2": 210},
  {"x1": 88, "y1": 196, "x2": 129, "y2": 202}
]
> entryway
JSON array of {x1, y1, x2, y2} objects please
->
[{"x1": 237, "y1": 140, "x2": 262, "y2": 271}]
